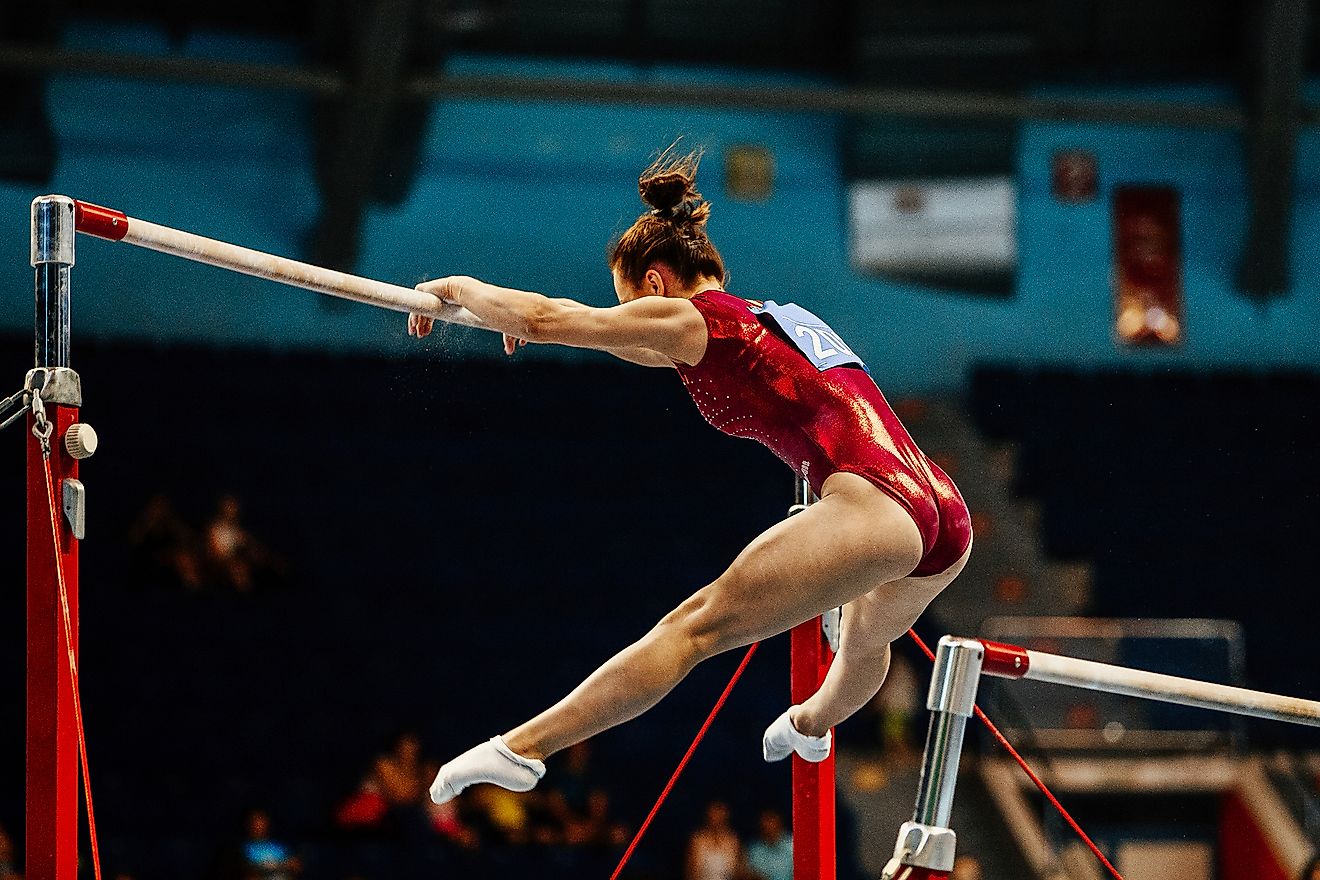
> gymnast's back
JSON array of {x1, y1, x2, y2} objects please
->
[{"x1": 674, "y1": 289, "x2": 971, "y2": 578}]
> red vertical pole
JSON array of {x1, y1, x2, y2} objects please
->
[
  {"x1": 27, "y1": 403, "x2": 80, "y2": 880},
  {"x1": 790, "y1": 618, "x2": 835, "y2": 880},
  {"x1": 28, "y1": 195, "x2": 82, "y2": 880},
  {"x1": 788, "y1": 477, "x2": 835, "y2": 880}
]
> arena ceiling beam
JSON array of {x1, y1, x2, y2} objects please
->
[
  {"x1": 0, "y1": 41, "x2": 1267, "y2": 130},
  {"x1": 1237, "y1": 0, "x2": 1308, "y2": 299},
  {"x1": 0, "y1": 43, "x2": 345, "y2": 94}
]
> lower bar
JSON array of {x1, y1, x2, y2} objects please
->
[
  {"x1": 1025, "y1": 650, "x2": 1320, "y2": 727},
  {"x1": 27, "y1": 404, "x2": 80, "y2": 880}
]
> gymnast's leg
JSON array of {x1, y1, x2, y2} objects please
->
[
  {"x1": 770, "y1": 544, "x2": 971, "y2": 756},
  {"x1": 429, "y1": 472, "x2": 923, "y2": 804}
]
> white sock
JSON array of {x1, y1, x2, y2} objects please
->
[
  {"x1": 429, "y1": 736, "x2": 546, "y2": 805},
  {"x1": 762, "y1": 708, "x2": 832, "y2": 763}
]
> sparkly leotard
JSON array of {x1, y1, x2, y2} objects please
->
[{"x1": 675, "y1": 290, "x2": 971, "y2": 577}]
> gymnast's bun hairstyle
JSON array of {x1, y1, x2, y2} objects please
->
[{"x1": 610, "y1": 144, "x2": 727, "y2": 289}]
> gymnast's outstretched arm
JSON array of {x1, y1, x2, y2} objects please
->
[
  {"x1": 598, "y1": 346, "x2": 676, "y2": 368},
  {"x1": 408, "y1": 275, "x2": 707, "y2": 365},
  {"x1": 488, "y1": 296, "x2": 677, "y2": 367}
]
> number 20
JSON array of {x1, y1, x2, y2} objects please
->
[{"x1": 795, "y1": 325, "x2": 854, "y2": 360}]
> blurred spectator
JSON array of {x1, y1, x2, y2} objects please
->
[
  {"x1": 543, "y1": 742, "x2": 627, "y2": 848},
  {"x1": 128, "y1": 493, "x2": 203, "y2": 590},
  {"x1": 210, "y1": 808, "x2": 300, "y2": 880},
  {"x1": 743, "y1": 809, "x2": 791, "y2": 880},
  {"x1": 526, "y1": 790, "x2": 565, "y2": 847},
  {"x1": 686, "y1": 801, "x2": 740, "y2": 880},
  {"x1": 547, "y1": 742, "x2": 596, "y2": 819},
  {"x1": 469, "y1": 786, "x2": 532, "y2": 846},
  {"x1": 373, "y1": 731, "x2": 427, "y2": 807},
  {"x1": 422, "y1": 759, "x2": 478, "y2": 848},
  {"x1": 951, "y1": 855, "x2": 982, "y2": 880},
  {"x1": 426, "y1": 797, "x2": 481, "y2": 849},
  {"x1": 206, "y1": 495, "x2": 284, "y2": 592},
  {"x1": 334, "y1": 774, "x2": 388, "y2": 831},
  {"x1": 241, "y1": 808, "x2": 301, "y2": 880},
  {"x1": 562, "y1": 790, "x2": 628, "y2": 849},
  {"x1": 0, "y1": 823, "x2": 19, "y2": 880},
  {"x1": 337, "y1": 730, "x2": 441, "y2": 840}
]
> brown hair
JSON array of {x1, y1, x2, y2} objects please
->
[{"x1": 608, "y1": 146, "x2": 727, "y2": 289}]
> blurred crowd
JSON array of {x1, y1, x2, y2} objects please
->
[
  {"x1": 684, "y1": 800, "x2": 791, "y2": 880},
  {"x1": 128, "y1": 493, "x2": 287, "y2": 592},
  {"x1": 330, "y1": 734, "x2": 629, "y2": 853},
  {"x1": 209, "y1": 733, "x2": 801, "y2": 880},
  {"x1": 0, "y1": 741, "x2": 990, "y2": 880}
]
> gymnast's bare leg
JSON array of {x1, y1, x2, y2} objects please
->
[
  {"x1": 782, "y1": 542, "x2": 971, "y2": 745},
  {"x1": 429, "y1": 472, "x2": 929, "y2": 803}
]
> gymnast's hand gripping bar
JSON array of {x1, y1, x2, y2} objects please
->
[{"x1": 69, "y1": 198, "x2": 490, "y2": 330}]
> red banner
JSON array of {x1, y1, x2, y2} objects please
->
[{"x1": 1113, "y1": 186, "x2": 1184, "y2": 346}]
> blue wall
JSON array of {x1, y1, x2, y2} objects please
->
[{"x1": 3, "y1": 23, "x2": 1318, "y2": 392}]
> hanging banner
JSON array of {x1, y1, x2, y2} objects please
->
[{"x1": 1113, "y1": 186, "x2": 1184, "y2": 346}]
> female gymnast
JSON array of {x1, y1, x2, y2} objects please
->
[{"x1": 409, "y1": 149, "x2": 972, "y2": 803}]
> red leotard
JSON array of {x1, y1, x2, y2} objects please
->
[{"x1": 674, "y1": 290, "x2": 971, "y2": 578}]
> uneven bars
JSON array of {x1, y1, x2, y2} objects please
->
[
  {"x1": 979, "y1": 639, "x2": 1320, "y2": 728},
  {"x1": 69, "y1": 199, "x2": 489, "y2": 330}
]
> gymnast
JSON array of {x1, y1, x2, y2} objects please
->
[{"x1": 408, "y1": 149, "x2": 973, "y2": 804}]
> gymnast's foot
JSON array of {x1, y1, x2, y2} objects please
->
[
  {"x1": 429, "y1": 735, "x2": 546, "y2": 805},
  {"x1": 762, "y1": 707, "x2": 832, "y2": 763}
]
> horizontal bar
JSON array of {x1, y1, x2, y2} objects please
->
[
  {"x1": 70, "y1": 200, "x2": 488, "y2": 331},
  {"x1": 0, "y1": 42, "x2": 1262, "y2": 128},
  {"x1": 1023, "y1": 648, "x2": 1320, "y2": 727},
  {"x1": 982, "y1": 615, "x2": 1246, "y2": 643}
]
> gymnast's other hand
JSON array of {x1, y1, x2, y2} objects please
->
[
  {"x1": 503, "y1": 333, "x2": 527, "y2": 356},
  {"x1": 407, "y1": 312, "x2": 435, "y2": 338}
]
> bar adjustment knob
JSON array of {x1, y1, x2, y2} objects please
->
[{"x1": 65, "y1": 422, "x2": 98, "y2": 460}]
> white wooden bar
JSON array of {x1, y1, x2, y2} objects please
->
[
  {"x1": 72, "y1": 200, "x2": 489, "y2": 330},
  {"x1": 1024, "y1": 649, "x2": 1320, "y2": 727}
]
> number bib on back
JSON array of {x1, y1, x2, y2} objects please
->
[{"x1": 750, "y1": 301, "x2": 866, "y2": 372}]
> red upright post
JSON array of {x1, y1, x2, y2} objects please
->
[
  {"x1": 787, "y1": 478, "x2": 835, "y2": 880},
  {"x1": 27, "y1": 195, "x2": 83, "y2": 880},
  {"x1": 26, "y1": 403, "x2": 81, "y2": 880},
  {"x1": 791, "y1": 617, "x2": 836, "y2": 880}
]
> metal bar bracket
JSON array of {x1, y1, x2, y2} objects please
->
[{"x1": 62, "y1": 478, "x2": 85, "y2": 540}]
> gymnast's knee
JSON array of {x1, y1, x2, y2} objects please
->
[{"x1": 653, "y1": 588, "x2": 744, "y2": 662}]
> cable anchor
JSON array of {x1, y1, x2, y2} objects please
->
[
  {"x1": 30, "y1": 387, "x2": 53, "y2": 458},
  {"x1": 0, "y1": 386, "x2": 32, "y2": 433}
]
